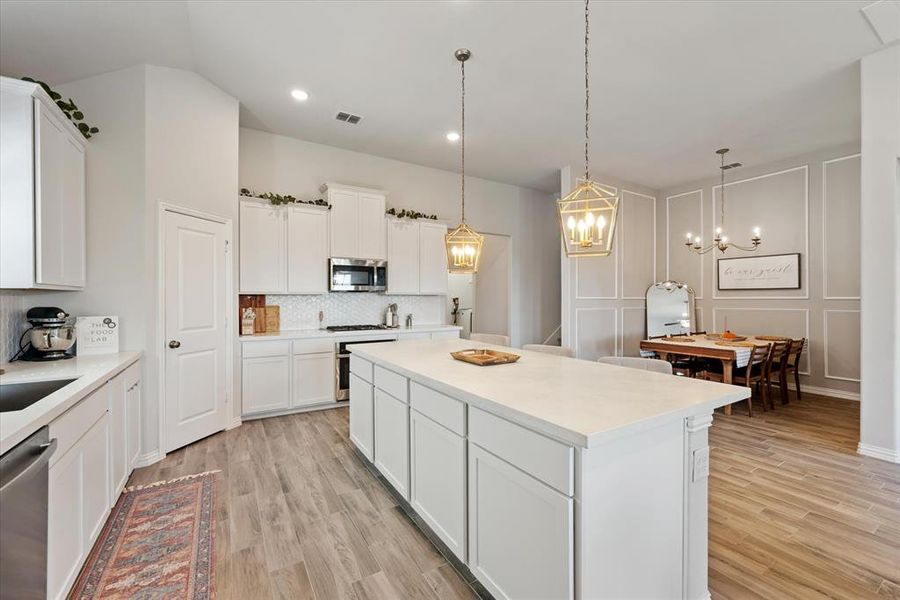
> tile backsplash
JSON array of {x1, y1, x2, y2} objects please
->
[
  {"x1": 0, "y1": 291, "x2": 29, "y2": 363},
  {"x1": 266, "y1": 293, "x2": 445, "y2": 330}
]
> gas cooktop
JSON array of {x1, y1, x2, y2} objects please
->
[{"x1": 325, "y1": 324, "x2": 397, "y2": 332}]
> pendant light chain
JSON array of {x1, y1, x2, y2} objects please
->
[
  {"x1": 720, "y1": 151, "x2": 726, "y2": 228},
  {"x1": 584, "y1": 0, "x2": 590, "y2": 181},
  {"x1": 460, "y1": 56, "x2": 466, "y2": 223}
]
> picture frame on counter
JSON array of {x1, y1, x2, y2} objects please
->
[
  {"x1": 75, "y1": 316, "x2": 120, "y2": 355},
  {"x1": 717, "y1": 253, "x2": 801, "y2": 291}
]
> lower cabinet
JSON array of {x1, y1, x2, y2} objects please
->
[
  {"x1": 292, "y1": 352, "x2": 334, "y2": 407},
  {"x1": 48, "y1": 413, "x2": 110, "y2": 600},
  {"x1": 108, "y1": 371, "x2": 128, "y2": 502},
  {"x1": 467, "y1": 443, "x2": 574, "y2": 600},
  {"x1": 242, "y1": 354, "x2": 291, "y2": 414},
  {"x1": 410, "y1": 408, "x2": 466, "y2": 561},
  {"x1": 125, "y1": 364, "x2": 142, "y2": 468},
  {"x1": 374, "y1": 388, "x2": 410, "y2": 499},
  {"x1": 349, "y1": 373, "x2": 374, "y2": 460}
]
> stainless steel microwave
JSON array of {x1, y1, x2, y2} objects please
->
[{"x1": 329, "y1": 258, "x2": 387, "y2": 292}]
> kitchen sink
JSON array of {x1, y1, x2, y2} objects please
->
[{"x1": 0, "y1": 378, "x2": 78, "y2": 412}]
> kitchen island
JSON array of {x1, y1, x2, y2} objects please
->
[{"x1": 348, "y1": 338, "x2": 749, "y2": 600}]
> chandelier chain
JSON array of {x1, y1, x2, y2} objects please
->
[
  {"x1": 584, "y1": 0, "x2": 590, "y2": 181},
  {"x1": 719, "y1": 151, "x2": 725, "y2": 229},
  {"x1": 461, "y1": 57, "x2": 466, "y2": 223}
]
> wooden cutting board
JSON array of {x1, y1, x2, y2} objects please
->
[
  {"x1": 265, "y1": 305, "x2": 280, "y2": 332},
  {"x1": 451, "y1": 348, "x2": 521, "y2": 366}
]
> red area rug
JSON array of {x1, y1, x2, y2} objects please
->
[{"x1": 69, "y1": 471, "x2": 218, "y2": 599}]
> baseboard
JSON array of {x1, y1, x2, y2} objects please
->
[
  {"x1": 788, "y1": 382, "x2": 859, "y2": 402},
  {"x1": 227, "y1": 416, "x2": 242, "y2": 430},
  {"x1": 857, "y1": 443, "x2": 900, "y2": 463},
  {"x1": 241, "y1": 401, "x2": 347, "y2": 421},
  {"x1": 132, "y1": 450, "x2": 162, "y2": 468}
]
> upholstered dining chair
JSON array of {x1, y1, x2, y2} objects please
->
[
  {"x1": 469, "y1": 332, "x2": 510, "y2": 346},
  {"x1": 597, "y1": 356, "x2": 674, "y2": 375},
  {"x1": 522, "y1": 344, "x2": 574, "y2": 358},
  {"x1": 704, "y1": 344, "x2": 771, "y2": 417}
]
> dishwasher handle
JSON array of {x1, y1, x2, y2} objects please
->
[{"x1": 0, "y1": 438, "x2": 56, "y2": 494}]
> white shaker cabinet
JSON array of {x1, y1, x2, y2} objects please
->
[
  {"x1": 374, "y1": 388, "x2": 410, "y2": 500},
  {"x1": 108, "y1": 372, "x2": 128, "y2": 502},
  {"x1": 125, "y1": 363, "x2": 142, "y2": 468},
  {"x1": 1, "y1": 76, "x2": 86, "y2": 290},
  {"x1": 418, "y1": 222, "x2": 449, "y2": 295},
  {"x1": 324, "y1": 183, "x2": 386, "y2": 260},
  {"x1": 349, "y1": 372, "x2": 375, "y2": 461},
  {"x1": 287, "y1": 204, "x2": 329, "y2": 294},
  {"x1": 468, "y1": 444, "x2": 574, "y2": 600},
  {"x1": 241, "y1": 341, "x2": 292, "y2": 415},
  {"x1": 292, "y1": 352, "x2": 334, "y2": 407},
  {"x1": 386, "y1": 218, "x2": 420, "y2": 294},
  {"x1": 410, "y1": 408, "x2": 466, "y2": 561},
  {"x1": 239, "y1": 200, "x2": 286, "y2": 293}
]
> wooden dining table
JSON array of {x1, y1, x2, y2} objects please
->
[{"x1": 639, "y1": 335, "x2": 774, "y2": 415}]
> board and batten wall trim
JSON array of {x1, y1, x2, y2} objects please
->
[
  {"x1": 656, "y1": 144, "x2": 861, "y2": 400},
  {"x1": 560, "y1": 167, "x2": 658, "y2": 361}
]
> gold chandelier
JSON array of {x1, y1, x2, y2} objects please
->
[
  {"x1": 685, "y1": 148, "x2": 762, "y2": 254},
  {"x1": 557, "y1": 0, "x2": 619, "y2": 258},
  {"x1": 446, "y1": 48, "x2": 484, "y2": 274}
]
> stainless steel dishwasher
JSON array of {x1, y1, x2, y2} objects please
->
[{"x1": 0, "y1": 426, "x2": 57, "y2": 600}]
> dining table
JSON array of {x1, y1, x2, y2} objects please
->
[{"x1": 639, "y1": 334, "x2": 778, "y2": 415}]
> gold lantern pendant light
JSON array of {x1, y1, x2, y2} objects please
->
[
  {"x1": 446, "y1": 48, "x2": 484, "y2": 274},
  {"x1": 557, "y1": 0, "x2": 619, "y2": 258}
]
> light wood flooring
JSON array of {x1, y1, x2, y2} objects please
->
[{"x1": 129, "y1": 394, "x2": 900, "y2": 600}]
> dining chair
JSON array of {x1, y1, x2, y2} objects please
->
[
  {"x1": 597, "y1": 356, "x2": 673, "y2": 375},
  {"x1": 469, "y1": 332, "x2": 510, "y2": 346},
  {"x1": 522, "y1": 344, "x2": 574, "y2": 358},
  {"x1": 703, "y1": 344, "x2": 770, "y2": 417},
  {"x1": 784, "y1": 338, "x2": 806, "y2": 402},
  {"x1": 764, "y1": 339, "x2": 791, "y2": 407}
]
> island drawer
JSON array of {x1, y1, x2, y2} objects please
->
[
  {"x1": 292, "y1": 339, "x2": 334, "y2": 355},
  {"x1": 49, "y1": 384, "x2": 109, "y2": 467},
  {"x1": 410, "y1": 382, "x2": 465, "y2": 436},
  {"x1": 242, "y1": 340, "x2": 290, "y2": 358},
  {"x1": 350, "y1": 355, "x2": 373, "y2": 383},
  {"x1": 469, "y1": 407, "x2": 574, "y2": 496},
  {"x1": 374, "y1": 365, "x2": 408, "y2": 403}
]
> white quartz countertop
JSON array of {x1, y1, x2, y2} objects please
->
[
  {"x1": 349, "y1": 339, "x2": 751, "y2": 448},
  {"x1": 240, "y1": 324, "x2": 461, "y2": 342},
  {"x1": 0, "y1": 352, "x2": 141, "y2": 454}
]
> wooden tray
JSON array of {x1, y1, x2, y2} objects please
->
[
  {"x1": 451, "y1": 349, "x2": 521, "y2": 366},
  {"x1": 706, "y1": 333, "x2": 747, "y2": 342}
]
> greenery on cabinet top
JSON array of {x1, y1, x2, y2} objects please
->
[
  {"x1": 21, "y1": 77, "x2": 99, "y2": 139},
  {"x1": 385, "y1": 207, "x2": 438, "y2": 221},
  {"x1": 240, "y1": 188, "x2": 330, "y2": 208}
]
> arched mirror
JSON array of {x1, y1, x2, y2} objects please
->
[{"x1": 646, "y1": 281, "x2": 696, "y2": 338}]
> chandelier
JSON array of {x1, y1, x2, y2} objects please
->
[
  {"x1": 685, "y1": 148, "x2": 761, "y2": 254},
  {"x1": 445, "y1": 48, "x2": 484, "y2": 274},
  {"x1": 557, "y1": 0, "x2": 619, "y2": 258}
]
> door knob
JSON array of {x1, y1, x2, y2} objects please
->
[{"x1": 168, "y1": 340, "x2": 181, "y2": 349}]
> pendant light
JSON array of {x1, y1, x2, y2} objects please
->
[
  {"x1": 557, "y1": 0, "x2": 619, "y2": 258},
  {"x1": 445, "y1": 48, "x2": 484, "y2": 274},
  {"x1": 685, "y1": 148, "x2": 762, "y2": 254}
]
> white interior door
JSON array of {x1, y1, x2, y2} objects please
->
[
  {"x1": 164, "y1": 210, "x2": 228, "y2": 452},
  {"x1": 474, "y1": 233, "x2": 511, "y2": 338}
]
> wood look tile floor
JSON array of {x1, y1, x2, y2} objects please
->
[{"x1": 129, "y1": 394, "x2": 900, "y2": 600}]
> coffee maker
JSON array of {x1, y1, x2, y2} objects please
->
[{"x1": 17, "y1": 307, "x2": 76, "y2": 361}]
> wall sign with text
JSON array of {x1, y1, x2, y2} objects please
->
[
  {"x1": 717, "y1": 253, "x2": 801, "y2": 291},
  {"x1": 76, "y1": 316, "x2": 120, "y2": 355}
]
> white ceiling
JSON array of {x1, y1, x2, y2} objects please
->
[{"x1": 0, "y1": 1, "x2": 884, "y2": 192}]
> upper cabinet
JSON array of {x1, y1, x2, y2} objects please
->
[
  {"x1": 1, "y1": 77, "x2": 86, "y2": 290},
  {"x1": 387, "y1": 218, "x2": 448, "y2": 296},
  {"x1": 324, "y1": 183, "x2": 386, "y2": 260},
  {"x1": 239, "y1": 198, "x2": 329, "y2": 294}
]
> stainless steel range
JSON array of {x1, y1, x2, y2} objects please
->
[{"x1": 331, "y1": 326, "x2": 397, "y2": 401}]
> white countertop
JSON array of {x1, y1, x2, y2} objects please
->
[
  {"x1": 349, "y1": 339, "x2": 751, "y2": 448},
  {"x1": 240, "y1": 324, "x2": 461, "y2": 342},
  {"x1": 0, "y1": 352, "x2": 141, "y2": 454}
]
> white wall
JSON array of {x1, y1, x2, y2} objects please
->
[
  {"x1": 239, "y1": 127, "x2": 560, "y2": 347},
  {"x1": 859, "y1": 45, "x2": 900, "y2": 463},
  {"x1": 656, "y1": 143, "x2": 861, "y2": 401}
]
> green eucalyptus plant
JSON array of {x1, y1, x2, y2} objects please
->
[
  {"x1": 386, "y1": 207, "x2": 438, "y2": 220},
  {"x1": 240, "y1": 188, "x2": 330, "y2": 208},
  {"x1": 22, "y1": 77, "x2": 99, "y2": 139}
]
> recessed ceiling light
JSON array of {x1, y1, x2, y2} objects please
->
[
  {"x1": 291, "y1": 89, "x2": 309, "y2": 101},
  {"x1": 446, "y1": 132, "x2": 460, "y2": 142}
]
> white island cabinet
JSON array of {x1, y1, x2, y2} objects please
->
[{"x1": 347, "y1": 338, "x2": 750, "y2": 600}]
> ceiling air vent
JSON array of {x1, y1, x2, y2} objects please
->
[{"x1": 336, "y1": 111, "x2": 362, "y2": 124}]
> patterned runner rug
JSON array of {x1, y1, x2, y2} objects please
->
[{"x1": 69, "y1": 471, "x2": 218, "y2": 599}]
